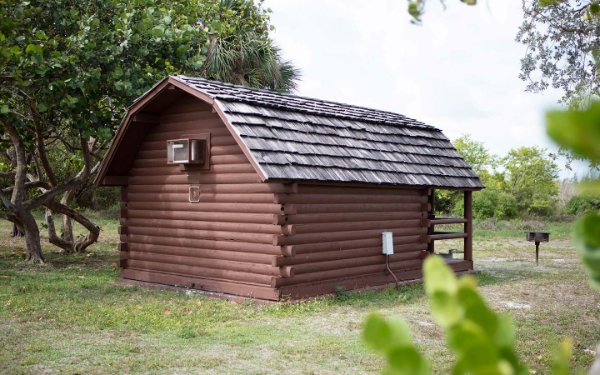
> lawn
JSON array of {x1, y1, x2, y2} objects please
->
[{"x1": 0, "y1": 216, "x2": 598, "y2": 374}]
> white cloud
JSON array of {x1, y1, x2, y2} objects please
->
[{"x1": 264, "y1": 0, "x2": 584, "y2": 178}]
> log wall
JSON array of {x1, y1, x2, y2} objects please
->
[
  {"x1": 272, "y1": 184, "x2": 433, "y2": 299},
  {"x1": 120, "y1": 97, "x2": 286, "y2": 300}
]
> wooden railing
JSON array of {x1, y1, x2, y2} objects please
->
[
  {"x1": 426, "y1": 190, "x2": 473, "y2": 263},
  {"x1": 428, "y1": 231, "x2": 468, "y2": 241},
  {"x1": 427, "y1": 217, "x2": 467, "y2": 225}
]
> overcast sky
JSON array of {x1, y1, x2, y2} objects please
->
[{"x1": 263, "y1": 0, "x2": 587, "y2": 178}]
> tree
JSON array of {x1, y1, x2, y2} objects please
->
[
  {"x1": 517, "y1": 0, "x2": 600, "y2": 106},
  {"x1": 0, "y1": 0, "x2": 300, "y2": 263},
  {"x1": 453, "y1": 135, "x2": 495, "y2": 174},
  {"x1": 202, "y1": 34, "x2": 298, "y2": 92},
  {"x1": 199, "y1": 0, "x2": 300, "y2": 92},
  {"x1": 406, "y1": 0, "x2": 599, "y2": 106},
  {"x1": 502, "y1": 147, "x2": 560, "y2": 216},
  {"x1": 436, "y1": 135, "x2": 496, "y2": 214}
]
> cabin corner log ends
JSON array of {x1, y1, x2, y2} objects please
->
[{"x1": 97, "y1": 76, "x2": 482, "y2": 301}]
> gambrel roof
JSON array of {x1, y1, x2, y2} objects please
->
[{"x1": 97, "y1": 76, "x2": 484, "y2": 189}]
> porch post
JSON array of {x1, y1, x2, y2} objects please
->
[
  {"x1": 427, "y1": 188, "x2": 435, "y2": 253},
  {"x1": 463, "y1": 190, "x2": 473, "y2": 262}
]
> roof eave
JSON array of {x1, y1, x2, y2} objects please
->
[{"x1": 262, "y1": 177, "x2": 485, "y2": 191}]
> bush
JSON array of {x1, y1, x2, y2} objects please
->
[
  {"x1": 495, "y1": 191, "x2": 518, "y2": 218},
  {"x1": 565, "y1": 195, "x2": 600, "y2": 215},
  {"x1": 75, "y1": 186, "x2": 120, "y2": 211},
  {"x1": 453, "y1": 189, "x2": 518, "y2": 220},
  {"x1": 434, "y1": 189, "x2": 461, "y2": 214}
]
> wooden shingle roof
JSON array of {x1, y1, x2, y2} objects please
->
[{"x1": 173, "y1": 76, "x2": 483, "y2": 190}]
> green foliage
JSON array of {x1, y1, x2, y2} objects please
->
[
  {"x1": 438, "y1": 135, "x2": 501, "y2": 217},
  {"x1": 0, "y1": 0, "x2": 297, "y2": 143},
  {"x1": 517, "y1": 0, "x2": 600, "y2": 105},
  {"x1": 574, "y1": 214, "x2": 600, "y2": 291},
  {"x1": 502, "y1": 147, "x2": 560, "y2": 216},
  {"x1": 456, "y1": 188, "x2": 517, "y2": 219},
  {"x1": 334, "y1": 285, "x2": 349, "y2": 300},
  {"x1": 434, "y1": 189, "x2": 460, "y2": 214},
  {"x1": 0, "y1": 0, "x2": 299, "y2": 257},
  {"x1": 363, "y1": 256, "x2": 538, "y2": 375},
  {"x1": 448, "y1": 137, "x2": 558, "y2": 219},
  {"x1": 201, "y1": 29, "x2": 299, "y2": 93},
  {"x1": 565, "y1": 194, "x2": 600, "y2": 215},
  {"x1": 453, "y1": 135, "x2": 495, "y2": 173},
  {"x1": 424, "y1": 257, "x2": 527, "y2": 374},
  {"x1": 547, "y1": 102, "x2": 600, "y2": 165},
  {"x1": 539, "y1": 0, "x2": 563, "y2": 6},
  {"x1": 547, "y1": 102, "x2": 600, "y2": 292},
  {"x1": 551, "y1": 338, "x2": 574, "y2": 375},
  {"x1": 363, "y1": 314, "x2": 430, "y2": 375}
]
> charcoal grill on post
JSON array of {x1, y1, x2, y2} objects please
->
[{"x1": 525, "y1": 232, "x2": 550, "y2": 264}]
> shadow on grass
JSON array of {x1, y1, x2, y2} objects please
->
[{"x1": 0, "y1": 246, "x2": 117, "y2": 271}]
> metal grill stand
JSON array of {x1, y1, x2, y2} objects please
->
[{"x1": 526, "y1": 232, "x2": 550, "y2": 265}]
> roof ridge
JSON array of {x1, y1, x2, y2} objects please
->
[{"x1": 172, "y1": 75, "x2": 437, "y2": 130}]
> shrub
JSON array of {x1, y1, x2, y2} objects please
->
[
  {"x1": 75, "y1": 186, "x2": 120, "y2": 211},
  {"x1": 472, "y1": 189, "x2": 496, "y2": 219},
  {"x1": 495, "y1": 192, "x2": 518, "y2": 219},
  {"x1": 565, "y1": 195, "x2": 600, "y2": 215},
  {"x1": 454, "y1": 189, "x2": 518, "y2": 220}
]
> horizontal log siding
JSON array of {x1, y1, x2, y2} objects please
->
[
  {"x1": 278, "y1": 260, "x2": 471, "y2": 300},
  {"x1": 121, "y1": 99, "x2": 283, "y2": 298},
  {"x1": 274, "y1": 184, "x2": 429, "y2": 297}
]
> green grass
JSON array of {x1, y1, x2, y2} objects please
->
[{"x1": 0, "y1": 218, "x2": 598, "y2": 374}]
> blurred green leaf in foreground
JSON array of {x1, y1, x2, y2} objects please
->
[
  {"x1": 548, "y1": 102, "x2": 600, "y2": 292},
  {"x1": 363, "y1": 256, "x2": 538, "y2": 375}
]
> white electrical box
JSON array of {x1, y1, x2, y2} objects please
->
[{"x1": 382, "y1": 232, "x2": 394, "y2": 255}]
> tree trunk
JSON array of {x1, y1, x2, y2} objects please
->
[
  {"x1": 46, "y1": 200, "x2": 100, "y2": 253},
  {"x1": 11, "y1": 222, "x2": 25, "y2": 237},
  {"x1": 60, "y1": 189, "x2": 75, "y2": 245},
  {"x1": 3, "y1": 120, "x2": 45, "y2": 263},
  {"x1": 45, "y1": 207, "x2": 74, "y2": 253},
  {"x1": 18, "y1": 208, "x2": 44, "y2": 263}
]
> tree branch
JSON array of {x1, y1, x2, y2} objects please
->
[
  {"x1": 44, "y1": 200, "x2": 100, "y2": 252},
  {"x1": 0, "y1": 189, "x2": 14, "y2": 210},
  {"x1": 2, "y1": 180, "x2": 51, "y2": 194},
  {"x1": 80, "y1": 137, "x2": 92, "y2": 178},
  {"x1": 2, "y1": 120, "x2": 27, "y2": 204},
  {"x1": 45, "y1": 208, "x2": 72, "y2": 251},
  {"x1": 30, "y1": 104, "x2": 58, "y2": 186},
  {"x1": 24, "y1": 178, "x2": 81, "y2": 209},
  {"x1": 23, "y1": 160, "x2": 100, "y2": 209}
]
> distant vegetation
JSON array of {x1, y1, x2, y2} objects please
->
[{"x1": 436, "y1": 135, "x2": 599, "y2": 220}]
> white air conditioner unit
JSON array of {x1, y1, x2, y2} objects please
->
[{"x1": 166, "y1": 139, "x2": 206, "y2": 165}]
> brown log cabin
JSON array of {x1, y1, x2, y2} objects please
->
[{"x1": 96, "y1": 76, "x2": 484, "y2": 301}]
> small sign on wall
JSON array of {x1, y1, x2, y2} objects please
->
[{"x1": 189, "y1": 184, "x2": 201, "y2": 203}]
